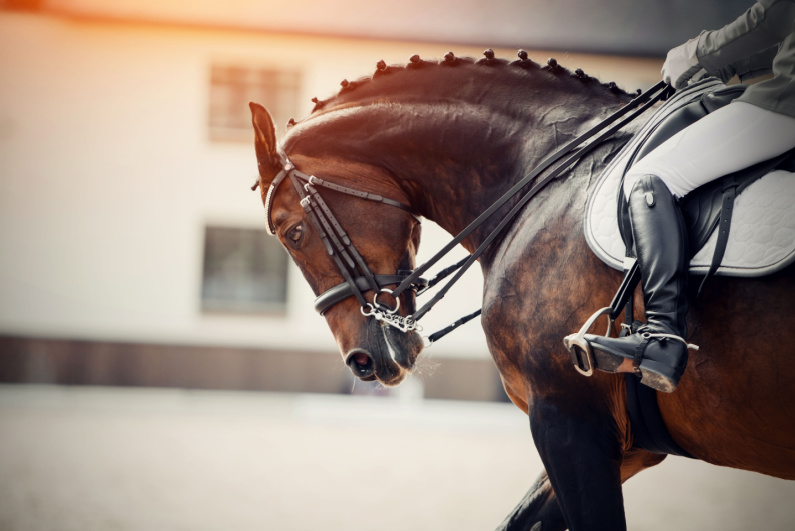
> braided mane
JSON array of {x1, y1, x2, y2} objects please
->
[{"x1": 297, "y1": 50, "x2": 634, "y2": 123}]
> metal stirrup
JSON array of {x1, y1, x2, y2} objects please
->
[{"x1": 563, "y1": 307, "x2": 613, "y2": 377}]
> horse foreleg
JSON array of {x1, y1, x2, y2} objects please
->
[
  {"x1": 496, "y1": 470, "x2": 567, "y2": 531},
  {"x1": 529, "y1": 399, "x2": 627, "y2": 531}
]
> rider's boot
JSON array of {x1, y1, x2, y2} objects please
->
[{"x1": 584, "y1": 175, "x2": 692, "y2": 393}]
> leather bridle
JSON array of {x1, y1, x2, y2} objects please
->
[
  {"x1": 261, "y1": 144, "x2": 428, "y2": 332},
  {"x1": 256, "y1": 81, "x2": 673, "y2": 341}
]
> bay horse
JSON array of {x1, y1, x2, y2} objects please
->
[{"x1": 249, "y1": 52, "x2": 795, "y2": 530}]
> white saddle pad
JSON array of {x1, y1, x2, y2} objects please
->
[{"x1": 585, "y1": 80, "x2": 795, "y2": 277}]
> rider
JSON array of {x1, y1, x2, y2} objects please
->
[{"x1": 581, "y1": 0, "x2": 795, "y2": 392}]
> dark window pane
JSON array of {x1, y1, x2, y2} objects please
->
[{"x1": 201, "y1": 226, "x2": 288, "y2": 313}]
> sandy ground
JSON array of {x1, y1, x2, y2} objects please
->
[{"x1": 0, "y1": 385, "x2": 793, "y2": 531}]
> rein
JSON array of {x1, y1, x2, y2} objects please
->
[{"x1": 256, "y1": 81, "x2": 672, "y2": 343}]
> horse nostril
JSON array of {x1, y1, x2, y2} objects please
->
[{"x1": 347, "y1": 350, "x2": 375, "y2": 379}]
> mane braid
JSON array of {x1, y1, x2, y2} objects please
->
[{"x1": 309, "y1": 50, "x2": 633, "y2": 114}]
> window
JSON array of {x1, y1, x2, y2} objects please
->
[
  {"x1": 209, "y1": 64, "x2": 301, "y2": 142},
  {"x1": 201, "y1": 226, "x2": 288, "y2": 313}
]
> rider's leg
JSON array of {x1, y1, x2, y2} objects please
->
[
  {"x1": 584, "y1": 101, "x2": 795, "y2": 392},
  {"x1": 585, "y1": 175, "x2": 690, "y2": 392},
  {"x1": 623, "y1": 101, "x2": 795, "y2": 199}
]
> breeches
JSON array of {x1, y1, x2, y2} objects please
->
[{"x1": 623, "y1": 101, "x2": 795, "y2": 200}]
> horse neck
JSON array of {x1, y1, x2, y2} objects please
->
[
  {"x1": 286, "y1": 66, "x2": 634, "y2": 253},
  {"x1": 406, "y1": 98, "x2": 631, "y2": 252}
]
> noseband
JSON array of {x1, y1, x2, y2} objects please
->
[{"x1": 261, "y1": 144, "x2": 427, "y2": 332}]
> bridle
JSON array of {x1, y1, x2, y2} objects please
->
[
  {"x1": 261, "y1": 143, "x2": 428, "y2": 333},
  {"x1": 256, "y1": 81, "x2": 673, "y2": 342}
]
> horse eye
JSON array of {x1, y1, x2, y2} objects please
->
[{"x1": 287, "y1": 224, "x2": 304, "y2": 245}]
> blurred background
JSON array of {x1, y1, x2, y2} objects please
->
[{"x1": 1, "y1": 1, "x2": 793, "y2": 529}]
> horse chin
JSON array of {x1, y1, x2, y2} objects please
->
[{"x1": 344, "y1": 321, "x2": 424, "y2": 387}]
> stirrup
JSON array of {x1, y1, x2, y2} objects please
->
[{"x1": 563, "y1": 307, "x2": 613, "y2": 377}]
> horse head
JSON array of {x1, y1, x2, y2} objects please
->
[{"x1": 250, "y1": 102, "x2": 424, "y2": 386}]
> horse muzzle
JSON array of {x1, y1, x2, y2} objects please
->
[{"x1": 343, "y1": 322, "x2": 424, "y2": 386}]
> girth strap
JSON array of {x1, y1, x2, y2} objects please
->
[
  {"x1": 625, "y1": 374, "x2": 694, "y2": 458},
  {"x1": 699, "y1": 185, "x2": 735, "y2": 294}
]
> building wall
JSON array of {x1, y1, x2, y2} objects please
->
[
  {"x1": 0, "y1": 11, "x2": 662, "y2": 396},
  {"x1": 0, "y1": 334, "x2": 510, "y2": 401}
]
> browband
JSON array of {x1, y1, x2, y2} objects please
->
[{"x1": 263, "y1": 143, "x2": 417, "y2": 235}]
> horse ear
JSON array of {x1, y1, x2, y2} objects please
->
[{"x1": 249, "y1": 102, "x2": 281, "y2": 180}]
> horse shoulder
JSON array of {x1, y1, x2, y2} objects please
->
[{"x1": 478, "y1": 201, "x2": 626, "y2": 409}]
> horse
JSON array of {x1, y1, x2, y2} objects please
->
[{"x1": 248, "y1": 51, "x2": 795, "y2": 530}]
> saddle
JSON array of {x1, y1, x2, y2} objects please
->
[
  {"x1": 582, "y1": 79, "x2": 795, "y2": 459},
  {"x1": 585, "y1": 78, "x2": 795, "y2": 281}
]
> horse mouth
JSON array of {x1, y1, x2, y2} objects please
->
[{"x1": 344, "y1": 324, "x2": 424, "y2": 386}]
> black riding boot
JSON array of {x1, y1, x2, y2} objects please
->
[{"x1": 584, "y1": 175, "x2": 693, "y2": 392}]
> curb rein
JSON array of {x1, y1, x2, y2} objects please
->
[{"x1": 254, "y1": 81, "x2": 673, "y2": 345}]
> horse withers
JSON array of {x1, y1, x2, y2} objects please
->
[{"x1": 249, "y1": 52, "x2": 795, "y2": 530}]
